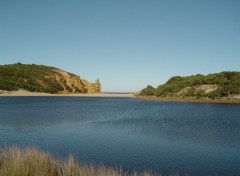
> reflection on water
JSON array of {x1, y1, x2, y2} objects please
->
[{"x1": 0, "y1": 97, "x2": 240, "y2": 175}]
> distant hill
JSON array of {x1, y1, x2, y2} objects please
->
[
  {"x1": 0, "y1": 63, "x2": 101, "y2": 94},
  {"x1": 139, "y1": 72, "x2": 240, "y2": 99}
]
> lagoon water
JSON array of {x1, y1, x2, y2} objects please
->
[{"x1": 0, "y1": 97, "x2": 240, "y2": 175}]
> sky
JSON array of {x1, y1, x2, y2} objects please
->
[{"x1": 0, "y1": 0, "x2": 240, "y2": 92}]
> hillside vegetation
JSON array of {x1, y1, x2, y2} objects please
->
[
  {"x1": 0, "y1": 63, "x2": 101, "y2": 94},
  {"x1": 140, "y1": 72, "x2": 240, "y2": 99}
]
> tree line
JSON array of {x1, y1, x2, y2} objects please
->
[{"x1": 139, "y1": 72, "x2": 240, "y2": 99}]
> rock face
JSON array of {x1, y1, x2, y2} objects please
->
[
  {"x1": 0, "y1": 63, "x2": 101, "y2": 94},
  {"x1": 53, "y1": 69, "x2": 101, "y2": 94}
]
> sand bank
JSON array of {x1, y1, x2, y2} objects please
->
[{"x1": 0, "y1": 90, "x2": 134, "y2": 97}]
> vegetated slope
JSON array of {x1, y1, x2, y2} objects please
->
[
  {"x1": 0, "y1": 63, "x2": 101, "y2": 94},
  {"x1": 140, "y1": 72, "x2": 240, "y2": 99}
]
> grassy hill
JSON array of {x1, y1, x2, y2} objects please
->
[
  {"x1": 0, "y1": 63, "x2": 101, "y2": 94},
  {"x1": 139, "y1": 72, "x2": 240, "y2": 99}
]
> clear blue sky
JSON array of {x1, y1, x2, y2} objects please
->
[{"x1": 1, "y1": 0, "x2": 239, "y2": 92}]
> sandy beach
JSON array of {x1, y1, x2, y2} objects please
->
[{"x1": 0, "y1": 90, "x2": 134, "y2": 97}]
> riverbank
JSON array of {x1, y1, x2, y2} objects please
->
[
  {"x1": 0, "y1": 146, "x2": 160, "y2": 176},
  {"x1": 0, "y1": 90, "x2": 134, "y2": 97},
  {"x1": 136, "y1": 96, "x2": 240, "y2": 104}
]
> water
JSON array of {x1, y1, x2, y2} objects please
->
[{"x1": 0, "y1": 97, "x2": 240, "y2": 175}]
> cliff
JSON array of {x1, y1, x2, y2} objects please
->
[
  {"x1": 139, "y1": 72, "x2": 240, "y2": 99},
  {"x1": 0, "y1": 63, "x2": 101, "y2": 94}
]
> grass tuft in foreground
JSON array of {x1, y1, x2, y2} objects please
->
[{"x1": 0, "y1": 146, "x2": 169, "y2": 176}]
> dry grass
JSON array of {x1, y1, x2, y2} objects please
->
[{"x1": 0, "y1": 146, "x2": 165, "y2": 176}]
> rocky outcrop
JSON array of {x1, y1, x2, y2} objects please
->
[
  {"x1": 45, "y1": 69, "x2": 101, "y2": 94},
  {"x1": 81, "y1": 79, "x2": 101, "y2": 94}
]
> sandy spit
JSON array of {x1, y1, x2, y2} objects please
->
[{"x1": 0, "y1": 90, "x2": 134, "y2": 98}]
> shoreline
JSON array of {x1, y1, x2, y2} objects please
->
[
  {"x1": 136, "y1": 96, "x2": 240, "y2": 104},
  {"x1": 1, "y1": 90, "x2": 239, "y2": 104},
  {"x1": 0, "y1": 90, "x2": 134, "y2": 98}
]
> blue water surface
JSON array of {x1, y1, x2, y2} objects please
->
[{"x1": 0, "y1": 97, "x2": 240, "y2": 175}]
